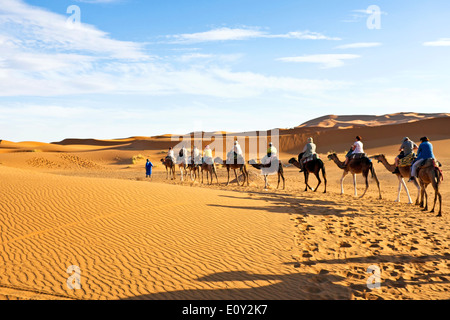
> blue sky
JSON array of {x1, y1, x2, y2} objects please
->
[{"x1": 0, "y1": 0, "x2": 449, "y2": 142}]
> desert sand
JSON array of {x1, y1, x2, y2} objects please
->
[{"x1": 0, "y1": 113, "x2": 449, "y2": 300}]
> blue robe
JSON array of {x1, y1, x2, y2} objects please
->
[{"x1": 146, "y1": 161, "x2": 153, "y2": 176}]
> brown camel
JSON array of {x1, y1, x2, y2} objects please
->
[
  {"x1": 327, "y1": 153, "x2": 382, "y2": 199},
  {"x1": 370, "y1": 154, "x2": 420, "y2": 205},
  {"x1": 160, "y1": 157, "x2": 176, "y2": 180},
  {"x1": 187, "y1": 156, "x2": 202, "y2": 182},
  {"x1": 416, "y1": 159, "x2": 443, "y2": 217},
  {"x1": 176, "y1": 156, "x2": 189, "y2": 182},
  {"x1": 201, "y1": 158, "x2": 219, "y2": 185},
  {"x1": 215, "y1": 157, "x2": 249, "y2": 186},
  {"x1": 187, "y1": 162, "x2": 200, "y2": 181},
  {"x1": 248, "y1": 159, "x2": 285, "y2": 190},
  {"x1": 288, "y1": 156, "x2": 327, "y2": 193}
]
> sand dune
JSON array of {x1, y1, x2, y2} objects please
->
[
  {"x1": 0, "y1": 113, "x2": 449, "y2": 300},
  {"x1": 297, "y1": 112, "x2": 450, "y2": 129}
]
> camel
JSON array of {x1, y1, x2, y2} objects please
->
[
  {"x1": 201, "y1": 158, "x2": 219, "y2": 185},
  {"x1": 370, "y1": 154, "x2": 420, "y2": 205},
  {"x1": 176, "y1": 156, "x2": 189, "y2": 182},
  {"x1": 248, "y1": 158, "x2": 285, "y2": 190},
  {"x1": 187, "y1": 162, "x2": 200, "y2": 181},
  {"x1": 416, "y1": 159, "x2": 443, "y2": 217},
  {"x1": 288, "y1": 155, "x2": 327, "y2": 193},
  {"x1": 327, "y1": 153, "x2": 382, "y2": 199},
  {"x1": 160, "y1": 157, "x2": 176, "y2": 180},
  {"x1": 215, "y1": 157, "x2": 249, "y2": 187}
]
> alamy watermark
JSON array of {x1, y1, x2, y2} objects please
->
[
  {"x1": 66, "y1": 5, "x2": 81, "y2": 30},
  {"x1": 366, "y1": 265, "x2": 381, "y2": 290},
  {"x1": 170, "y1": 129, "x2": 280, "y2": 173},
  {"x1": 366, "y1": 5, "x2": 382, "y2": 30},
  {"x1": 66, "y1": 265, "x2": 81, "y2": 290}
]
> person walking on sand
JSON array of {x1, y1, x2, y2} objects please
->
[{"x1": 145, "y1": 159, "x2": 153, "y2": 179}]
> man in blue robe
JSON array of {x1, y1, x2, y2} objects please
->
[{"x1": 146, "y1": 159, "x2": 153, "y2": 179}]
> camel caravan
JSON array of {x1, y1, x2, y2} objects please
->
[{"x1": 159, "y1": 135, "x2": 443, "y2": 217}]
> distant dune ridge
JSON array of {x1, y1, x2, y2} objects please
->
[
  {"x1": 297, "y1": 112, "x2": 450, "y2": 129},
  {"x1": 1, "y1": 112, "x2": 449, "y2": 156}
]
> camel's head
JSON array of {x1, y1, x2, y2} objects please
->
[
  {"x1": 248, "y1": 159, "x2": 257, "y2": 165},
  {"x1": 327, "y1": 153, "x2": 336, "y2": 161},
  {"x1": 288, "y1": 158, "x2": 296, "y2": 164},
  {"x1": 369, "y1": 154, "x2": 384, "y2": 163}
]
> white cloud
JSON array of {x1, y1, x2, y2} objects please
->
[
  {"x1": 423, "y1": 38, "x2": 450, "y2": 47},
  {"x1": 0, "y1": 0, "x2": 148, "y2": 60},
  {"x1": 166, "y1": 27, "x2": 340, "y2": 44},
  {"x1": 277, "y1": 54, "x2": 360, "y2": 68},
  {"x1": 336, "y1": 42, "x2": 382, "y2": 49},
  {"x1": 177, "y1": 53, "x2": 243, "y2": 63},
  {"x1": 0, "y1": 1, "x2": 348, "y2": 98}
]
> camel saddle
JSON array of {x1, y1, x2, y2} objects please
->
[
  {"x1": 301, "y1": 154, "x2": 319, "y2": 165},
  {"x1": 418, "y1": 158, "x2": 441, "y2": 169},
  {"x1": 349, "y1": 153, "x2": 367, "y2": 160},
  {"x1": 399, "y1": 153, "x2": 415, "y2": 167},
  {"x1": 226, "y1": 152, "x2": 244, "y2": 165}
]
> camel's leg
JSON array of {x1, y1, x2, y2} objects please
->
[
  {"x1": 277, "y1": 172, "x2": 281, "y2": 189},
  {"x1": 374, "y1": 171, "x2": 382, "y2": 200},
  {"x1": 431, "y1": 188, "x2": 438, "y2": 213},
  {"x1": 419, "y1": 183, "x2": 425, "y2": 208},
  {"x1": 401, "y1": 177, "x2": 413, "y2": 204},
  {"x1": 360, "y1": 173, "x2": 370, "y2": 199},
  {"x1": 421, "y1": 185, "x2": 429, "y2": 211},
  {"x1": 353, "y1": 173, "x2": 358, "y2": 197},
  {"x1": 395, "y1": 176, "x2": 403, "y2": 203},
  {"x1": 413, "y1": 179, "x2": 421, "y2": 206},
  {"x1": 214, "y1": 167, "x2": 219, "y2": 184},
  {"x1": 234, "y1": 169, "x2": 239, "y2": 186},
  {"x1": 244, "y1": 167, "x2": 249, "y2": 186},
  {"x1": 304, "y1": 172, "x2": 310, "y2": 192},
  {"x1": 180, "y1": 167, "x2": 184, "y2": 182},
  {"x1": 437, "y1": 192, "x2": 442, "y2": 217},
  {"x1": 264, "y1": 176, "x2": 268, "y2": 189},
  {"x1": 424, "y1": 190, "x2": 428, "y2": 211},
  {"x1": 240, "y1": 167, "x2": 247, "y2": 187},
  {"x1": 314, "y1": 172, "x2": 321, "y2": 193},
  {"x1": 340, "y1": 171, "x2": 348, "y2": 194},
  {"x1": 226, "y1": 167, "x2": 230, "y2": 186}
]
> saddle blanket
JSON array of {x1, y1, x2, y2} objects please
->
[
  {"x1": 301, "y1": 154, "x2": 319, "y2": 164},
  {"x1": 349, "y1": 153, "x2": 367, "y2": 160},
  {"x1": 399, "y1": 153, "x2": 415, "y2": 167},
  {"x1": 226, "y1": 152, "x2": 245, "y2": 164}
]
